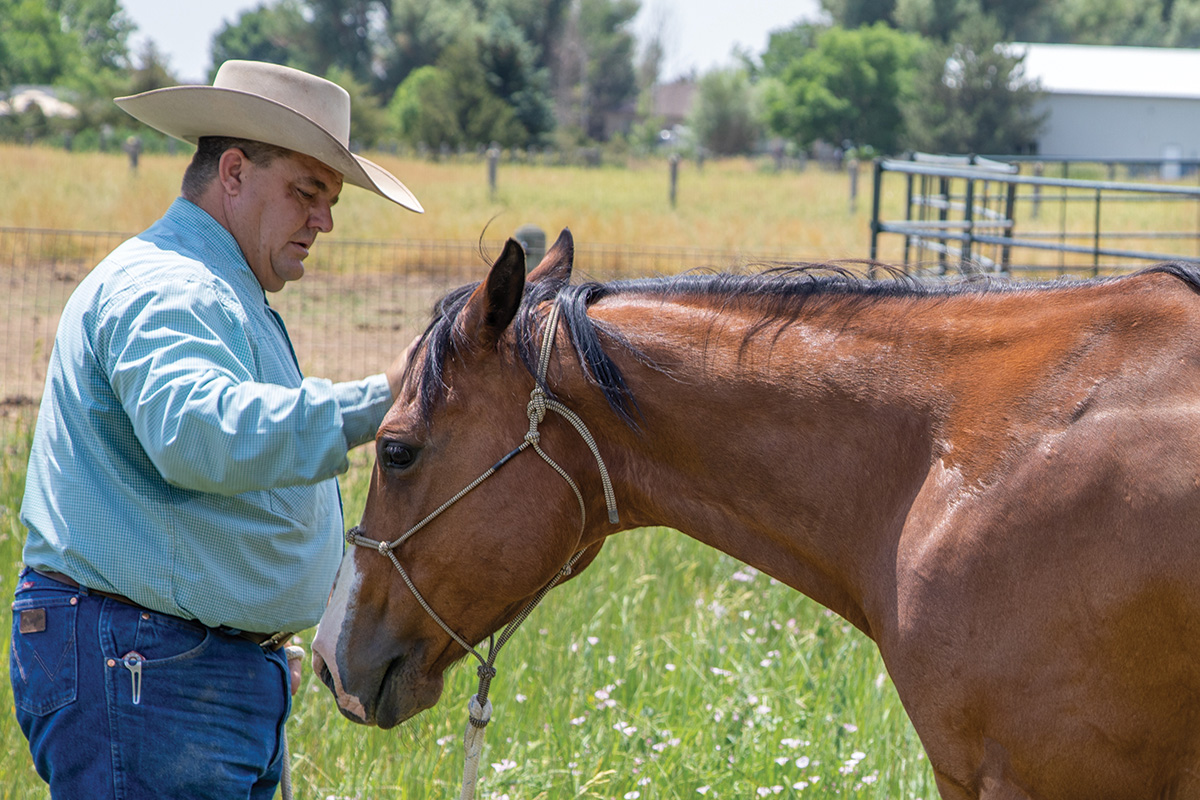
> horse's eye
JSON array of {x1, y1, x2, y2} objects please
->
[{"x1": 380, "y1": 440, "x2": 418, "y2": 471}]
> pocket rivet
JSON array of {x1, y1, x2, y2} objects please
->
[
  {"x1": 69, "y1": 597, "x2": 77, "y2": 606},
  {"x1": 107, "y1": 659, "x2": 116, "y2": 667},
  {"x1": 141, "y1": 613, "x2": 150, "y2": 620}
]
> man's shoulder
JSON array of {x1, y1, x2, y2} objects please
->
[{"x1": 74, "y1": 234, "x2": 247, "y2": 335}]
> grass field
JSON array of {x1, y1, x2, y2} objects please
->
[{"x1": 0, "y1": 144, "x2": 876, "y2": 258}]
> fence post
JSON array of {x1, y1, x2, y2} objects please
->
[
  {"x1": 669, "y1": 154, "x2": 680, "y2": 208},
  {"x1": 962, "y1": 177, "x2": 976, "y2": 269},
  {"x1": 848, "y1": 158, "x2": 859, "y2": 213},
  {"x1": 938, "y1": 176, "x2": 950, "y2": 274},
  {"x1": 1002, "y1": 181, "x2": 1017, "y2": 274},
  {"x1": 514, "y1": 224, "x2": 546, "y2": 271},
  {"x1": 869, "y1": 159, "x2": 884, "y2": 268},
  {"x1": 487, "y1": 145, "x2": 499, "y2": 199},
  {"x1": 1032, "y1": 161, "x2": 1043, "y2": 219}
]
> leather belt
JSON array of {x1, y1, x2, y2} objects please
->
[{"x1": 32, "y1": 568, "x2": 291, "y2": 650}]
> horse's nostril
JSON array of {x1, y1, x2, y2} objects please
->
[{"x1": 316, "y1": 660, "x2": 335, "y2": 693}]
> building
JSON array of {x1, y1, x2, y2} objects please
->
[
  {"x1": 0, "y1": 86, "x2": 79, "y2": 119},
  {"x1": 1015, "y1": 43, "x2": 1200, "y2": 170}
]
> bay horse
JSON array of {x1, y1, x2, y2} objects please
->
[{"x1": 312, "y1": 228, "x2": 1200, "y2": 799}]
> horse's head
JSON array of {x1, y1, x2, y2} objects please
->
[{"x1": 312, "y1": 229, "x2": 620, "y2": 728}]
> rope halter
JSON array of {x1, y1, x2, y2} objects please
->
[{"x1": 345, "y1": 301, "x2": 619, "y2": 799}]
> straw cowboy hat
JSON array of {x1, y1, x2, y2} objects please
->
[{"x1": 115, "y1": 60, "x2": 422, "y2": 212}]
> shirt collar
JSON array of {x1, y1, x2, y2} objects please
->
[{"x1": 158, "y1": 197, "x2": 264, "y2": 300}]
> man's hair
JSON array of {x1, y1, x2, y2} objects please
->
[{"x1": 181, "y1": 137, "x2": 294, "y2": 199}]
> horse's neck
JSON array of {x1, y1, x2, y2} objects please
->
[{"x1": 589, "y1": 296, "x2": 947, "y2": 636}]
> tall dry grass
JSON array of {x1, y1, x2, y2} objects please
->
[{"x1": 0, "y1": 144, "x2": 879, "y2": 260}]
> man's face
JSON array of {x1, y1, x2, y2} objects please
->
[{"x1": 226, "y1": 150, "x2": 343, "y2": 292}]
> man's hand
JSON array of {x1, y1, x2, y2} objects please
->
[
  {"x1": 386, "y1": 335, "x2": 422, "y2": 400},
  {"x1": 284, "y1": 645, "x2": 305, "y2": 696}
]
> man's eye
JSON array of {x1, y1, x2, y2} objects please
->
[{"x1": 380, "y1": 440, "x2": 418, "y2": 471}]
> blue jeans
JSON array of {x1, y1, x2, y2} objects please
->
[{"x1": 9, "y1": 567, "x2": 291, "y2": 799}]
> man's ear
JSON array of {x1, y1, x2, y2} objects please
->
[{"x1": 217, "y1": 147, "x2": 249, "y2": 195}]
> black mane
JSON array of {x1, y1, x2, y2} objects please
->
[{"x1": 409, "y1": 261, "x2": 1200, "y2": 428}]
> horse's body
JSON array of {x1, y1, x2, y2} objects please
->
[{"x1": 313, "y1": 230, "x2": 1200, "y2": 799}]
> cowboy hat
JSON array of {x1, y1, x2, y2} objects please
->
[{"x1": 115, "y1": 60, "x2": 422, "y2": 212}]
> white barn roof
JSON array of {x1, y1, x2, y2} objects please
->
[{"x1": 1012, "y1": 43, "x2": 1200, "y2": 100}]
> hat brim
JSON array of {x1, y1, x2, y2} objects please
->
[{"x1": 115, "y1": 86, "x2": 423, "y2": 213}]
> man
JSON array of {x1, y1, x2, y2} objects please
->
[{"x1": 9, "y1": 60, "x2": 421, "y2": 798}]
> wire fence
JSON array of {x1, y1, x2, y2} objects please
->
[{"x1": 1, "y1": 227, "x2": 785, "y2": 405}]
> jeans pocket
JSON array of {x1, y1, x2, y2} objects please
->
[
  {"x1": 131, "y1": 609, "x2": 211, "y2": 662},
  {"x1": 10, "y1": 594, "x2": 79, "y2": 716}
]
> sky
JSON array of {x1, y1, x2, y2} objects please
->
[{"x1": 122, "y1": 0, "x2": 823, "y2": 85}]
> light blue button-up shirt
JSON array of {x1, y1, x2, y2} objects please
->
[{"x1": 21, "y1": 197, "x2": 393, "y2": 633}]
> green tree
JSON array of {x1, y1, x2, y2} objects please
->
[
  {"x1": 387, "y1": 37, "x2": 525, "y2": 149},
  {"x1": 762, "y1": 23, "x2": 921, "y2": 154},
  {"x1": 689, "y1": 67, "x2": 764, "y2": 156},
  {"x1": 1052, "y1": 0, "x2": 1169, "y2": 45},
  {"x1": 51, "y1": 0, "x2": 133, "y2": 72},
  {"x1": 326, "y1": 65, "x2": 391, "y2": 146},
  {"x1": 758, "y1": 23, "x2": 822, "y2": 80},
  {"x1": 479, "y1": 8, "x2": 556, "y2": 145},
  {"x1": 900, "y1": 15, "x2": 1046, "y2": 154},
  {"x1": 211, "y1": 1, "x2": 314, "y2": 76},
  {"x1": 378, "y1": 0, "x2": 478, "y2": 95},
  {"x1": 556, "y1": 0, "x2": 639, "y2": 141},
  {"x1": 1166, "y1": 0, "x2": 1200, "y2": 45},
  {"x1": 0, "y1": 0, "x2": 80, "y2": 88},
  {"x1": 820, "y1": 0, "x2": 897, "y2": 27},
  {"x1": 306, "y1": 0, "x2": 381, "y2": 85}
]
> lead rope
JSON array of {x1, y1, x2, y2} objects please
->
[{"x1": 346, "y1": 302, "x2": 618, "y2": 800}]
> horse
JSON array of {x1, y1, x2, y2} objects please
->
[{"x1": 312, "y1": 228, "x2": 1200, "y2": 799}]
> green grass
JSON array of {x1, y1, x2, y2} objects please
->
[{"x1": 0, "y1": 421, "x2": 936, "y2": 799}]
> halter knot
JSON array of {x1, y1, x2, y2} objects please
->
[{"x1": 527, "y1": 388, "x2": 547, "y2": 422}]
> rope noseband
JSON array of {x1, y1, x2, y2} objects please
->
[{"x1": 346, "y1": 301, "x2": 618, "y2": 799}]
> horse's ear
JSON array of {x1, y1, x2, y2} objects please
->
[
  {"x1": 527, "y1": 228, "x2": 574, "y2": 285},
  {"x1": 459, "y1": 237, "x2": 526, "y2": 350}
]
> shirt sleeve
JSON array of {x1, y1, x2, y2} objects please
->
[{"x1": 95, "y1": 275, "x2": 388, "y2": 495}]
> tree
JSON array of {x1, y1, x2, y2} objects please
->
[
  {"x1": 478, "y1": 7, "x2": 556, "y2": 145},
  {"x1": 211, "y1": 1, "x2": 315, "y2": 77},
  {"x1": 326, "y1": 65, "x2": 390, "y2": 147},
  {"x1": 306, "y1": 0, "x2": 382, "y2": 85},
  {"x1": 555, "y1": 0, "x2": 639, "y2": 141},
  {"x1": 378, "y1": 0, "x2": 479, "y2": 97},
  {"x1": 820, "y1": 0, "x2": 897, "y2": 28},
  {"x1": 689, "y1": 67, "x2": 763, "y2": 156},
  {"x1": 762, "y1": 23, "x2": 921, "y2": 154},
  {"x1": 758, "y1": 23, "x2": 822, "y2": 80},
  {"x1": 900, "y1": 15, "x2": 1046, "y2": 154},
  {"x1": 387, "y1": 37, "x2": 525, "y2": 150},
  {"x1": 0, "y1": 0, "x2": 80, "y2": 88},
  {"x1": 50, "y1": 0, "x2": 133, "y2": 73}
]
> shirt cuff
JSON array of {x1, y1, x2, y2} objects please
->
[{"x1": 334, "y1": 373, "x2": 394, "y2": 449}]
